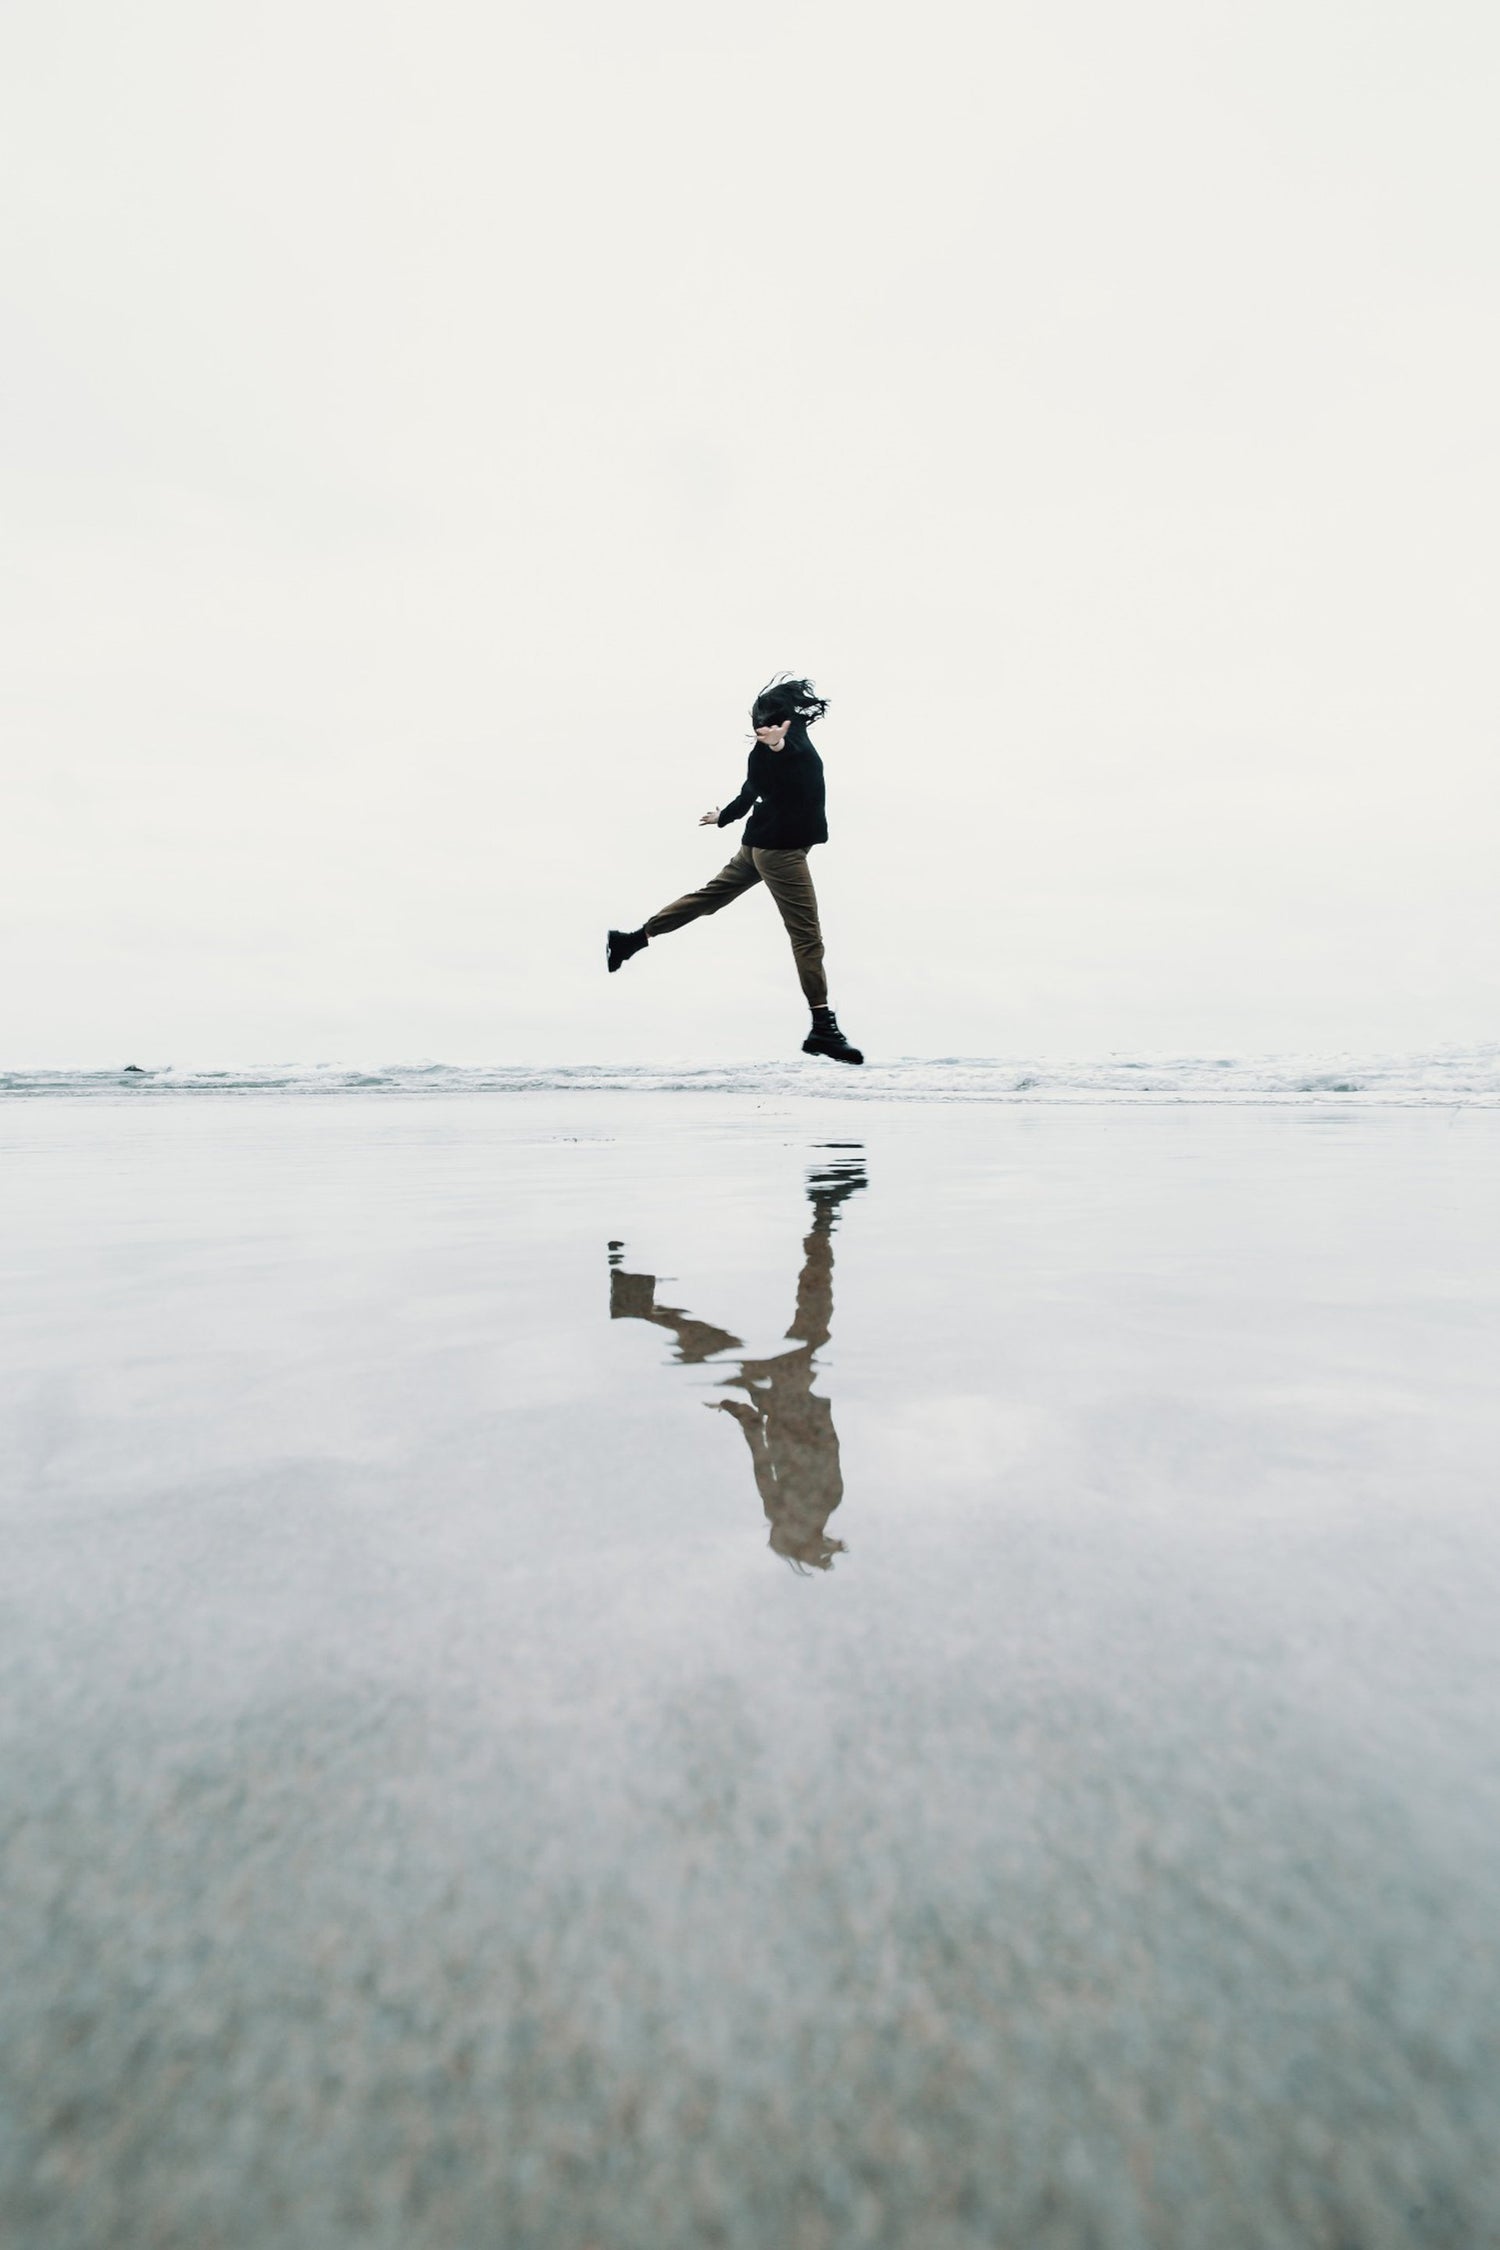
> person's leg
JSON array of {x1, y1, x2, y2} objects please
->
[
  {"x1": 751, "y1": 848, "x2": 828, "y2": 1009},
  {"x1": 753, "y1": 849, "x2": 864, "y2": 1063},
  {"x1": 643, "y1": 847, "x2": 761, "y2": 938}
]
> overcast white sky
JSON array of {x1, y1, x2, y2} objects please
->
[{"x1": 3, "y1": 0, "x2": 1496, "y2": 1065}]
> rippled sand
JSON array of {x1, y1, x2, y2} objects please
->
[{"x1": 4, "y1": 1094, "x2": 1499, "y2": 2249}]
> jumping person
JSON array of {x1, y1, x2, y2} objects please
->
[{"x1": 606, "y1": 676, "x2": 863, "y2": 1064}]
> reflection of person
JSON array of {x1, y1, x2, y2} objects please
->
[
  {"x1": 605, "y1": 676, "x2": 863, "y2": 1066},
  {"x1": 608, "y1": 1151, "x2": 867, "y2": 1572}
]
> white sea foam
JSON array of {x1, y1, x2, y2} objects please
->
[{"x1": 3, "y1": 1048, "x2": 1499, "y2": 1104}]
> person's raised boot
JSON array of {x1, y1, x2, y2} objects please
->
[
  {"x1": 607, "y1": 928, "x2": 649, "y2": 973},
  {"x1": 803, "y1": 1007, "x2": 864, "y2": 1065}
]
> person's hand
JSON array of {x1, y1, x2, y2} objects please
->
[{"x1": 699, "y1": 807, "x2": 720, "y2": 826}]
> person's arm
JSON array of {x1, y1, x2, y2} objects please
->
[{"x1": 701, "y1": 750, "x2": 760, "y2": 828}]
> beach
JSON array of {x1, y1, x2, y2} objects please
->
[{"x1": 4, "y1": 1088, "x2": 1500, "y2": 2248}]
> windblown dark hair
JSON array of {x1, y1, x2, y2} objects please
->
[{"x1": 750, "y1": 675, "x2": 828, "y2": 747}]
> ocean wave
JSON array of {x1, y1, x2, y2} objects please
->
[{"x1": 2, "y1": 1049, "x2": 1499, "y2": 1105}]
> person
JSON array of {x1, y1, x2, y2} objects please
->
[{"x1": 606, "y1": 676, "x2": 863, "y2": 1064}]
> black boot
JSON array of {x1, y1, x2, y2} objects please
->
[
  {"x1": 607, "y1": 928, "x2": 649, "y2": 974},
  {"x1": 803, "y1": 1008, "x2": 864, "y2": 1066}
]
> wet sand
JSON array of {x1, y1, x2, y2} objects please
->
[{"x1": 4, "y1": 1093, "x2": 1500, "y2": 2249}]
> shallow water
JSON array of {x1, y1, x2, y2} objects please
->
[
  {"x1": 5, "y1": 1040, "x2": 1500, "y2": 1104},
  {"x1": 4, "y1": 1095, "x2": 1500, "y2": 2248}
]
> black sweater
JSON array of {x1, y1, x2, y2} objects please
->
[{"x1": 717, "y1": 741, "x2": 828, "y2": 849}]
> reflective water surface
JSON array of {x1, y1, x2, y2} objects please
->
[{"x1": 5, "y1": 1094, "x2": 1500, "y2": 2250}]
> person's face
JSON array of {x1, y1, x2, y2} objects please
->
[{"x1": 754, "y1": 719, "x2": 791, "y2": 750}]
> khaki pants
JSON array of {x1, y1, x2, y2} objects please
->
[{"x1": 644, "y1": 846, "x2": 828, "y2": 1009}]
